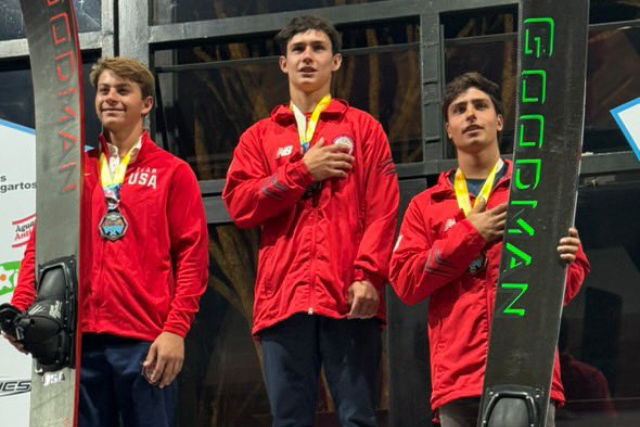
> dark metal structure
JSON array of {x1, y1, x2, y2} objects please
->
[{"x1": 1, "y1": 1, "x2": 639, "y2": 426}]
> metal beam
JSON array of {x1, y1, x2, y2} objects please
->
[
  {"x1": 149, "y1": 0, "x2": 424, "y2": 48},
  {"x1": 118, "y1": 0, "x2": 149, "y2": 62},
  {"x1": 0, "y1": 38, "x2": 28, "y2": 61},
  {"x1": 199, "y1": 179, "x2": 226, "y2": 196},
  {"x1": 420, "y1": 11, "x2": 443, "y2": 164},
  {"x1": 433, "y1": 0, "x2": 517, "y2": 13},
  {"x1": 203, "y1": 196, "x2": 231, "y2": 224},
  {"x1": 445, "y1": 31, "x2": 516, "y2": 45},
  {"x1": 148, "y1": 0, "x2": 522, "y2": 49},
  {"x1": 79, "y1": 31, "x2": 103, "y2": 52},
  {"x1": 155, "y1": 42, "x2": 418, "y2": 73},
  {"x1": 581, "y1": 152, "x2": 640, "y2": 176},
  {"x1": 0, "y1": 31, "x2": 102, "y2": 61},
  {"x1": 396, "y1": 152, "x2": 640, "y2": 180},
  {"x1": 101, "y1": 0, "x2": 116, "y2": 57}
]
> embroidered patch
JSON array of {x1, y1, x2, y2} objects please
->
[{"x1": 332, "y1": 135, "x2": 354, "y2": 154}]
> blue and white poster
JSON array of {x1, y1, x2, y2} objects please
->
[
  {"x1": 610, "y1": 97, "x2": 640, "y2": 162},
  {"x1": 0, "y1": 119, "x2": 35, "y2": 427}
]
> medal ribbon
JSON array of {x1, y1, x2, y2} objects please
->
[
  {"x1": 291, "y1": 94, "x2": 332, "y2": 154},
  {"x1": 454, "y1": 158, "x2": 504, "y2": 216},
  {"x1": 99, "y1": 150, "x2": 133, "y2": 211}
]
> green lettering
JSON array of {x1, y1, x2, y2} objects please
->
[
  {"x1": 523, "y1": 18, "x2": 555, "y2": 58},
  {"x1": 500, "y1": 283, "x2": 529, "y2": 317},
  {"x1": 508, "y1": 200, "x2": 537, "y2": 236},
  {"x1": 514, "y1": 159, "x2": 542, "y2": 190},
  {"x1": 508, "y1": 218, "x2": 535, "y2": 237},
  {"x1": 522, "y1": 70, "x2": 547, "y2": 104},
  {"x1": 511, "y1": 200, "x2": 538, "y2": 209},
  {"x1": 519, "y1": 114, "x2": 545, "y2": 149},
  {"x1": 505, "y1": 243, "x2": 532, "y2": 269}
]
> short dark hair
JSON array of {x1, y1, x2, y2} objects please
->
[
  {"x1": 442, "y1": 72, "x2": 503, "y2": 121},
  {"x1": 275, "y1": 15, "x2": 342, "y2": 55}
]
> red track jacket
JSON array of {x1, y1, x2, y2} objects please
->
[
  {"x1": 223, "y1": 99, "x2": 399, "y2": 335},
  {"x1": 390, "y1": 161, "x2": 590, "y2": 411},
  {"x1": 12, "y1": 132, "x2": 208, "y2": 341}
]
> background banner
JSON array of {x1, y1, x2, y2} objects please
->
[
  {"x1": 0, "y1": 118, "x2": 35, "y2": 427},
  {"x1": 610, "y1": 97, "x2": 640, "y2": 162}
]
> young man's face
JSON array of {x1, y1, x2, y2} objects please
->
[
  {"x1": 446, "y1": 87, "x2": 503, "y2": 155},
  {"x1": 95, "y1": 70, "x2": 153, "y2": 133},
  {"x1": 279, "y1": 29, "x2": 342, "y2": 94}
]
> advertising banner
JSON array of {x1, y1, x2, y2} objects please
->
[
  {"x1": 0, "y1": 119, "x2": 35, "y2": 427},
  {"x1": 611, "y1": 97, "x2": 640, "y2": 162}
]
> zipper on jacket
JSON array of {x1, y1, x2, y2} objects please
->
[
  {"x1": 94, "y1": 166, "x2": 132, "y2": 327},
  {"x1": 307, "y1": 121, "x2": 325, "y2": 315},
  {"x1": 308, "y1": 207, "x2": 319, "y2": 315},
  {"x1": 95, "y1": 236, "x2": 107, "y2": 326}
]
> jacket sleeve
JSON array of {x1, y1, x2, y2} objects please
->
[
  {"x1": 163, "y1": 164, "x2": 209, "y2": 338},
  {"x1": 222, "y1": 126, "x2": 315, "y2": 229},
  {"x1": 390, "y1": 197, "x2": 487, "y2": 305},
  {"x1": 11, "y1": 229, "x2": 37, "y2": 311},
  {"x1": 563, "y1": 244, "x2": 590, "y2": 305},
  {"x1": 351, "y1": 121, "x2": 399, "y2": 291}
]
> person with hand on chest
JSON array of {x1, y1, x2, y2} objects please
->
[
  {"x1": 223, "y1": 15, "x2": 399, "y2": 427},
  {"x1": 6, "y1": 57, "x2": 208, "y2": 427},
  {"x1": 389, "y1": 72, "x2": 590, "y2": 427}
]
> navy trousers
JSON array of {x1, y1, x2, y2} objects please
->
[
  {"x1": 78, "y1": 334, "x2": 178, "y2": 427},
  {"x1": 260, "y1": 314, "x2": 381, "y2": 427}
]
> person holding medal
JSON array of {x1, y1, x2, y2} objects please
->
[
  {"x1": 389, "y1": 72, "x2": 590, "y2": 427},
  {"x1": 222, "y1": 15, "x2": 399, "y2": 427},
  {"x1": 7, "y1": 57, "x2": 208, "y2": 427}
]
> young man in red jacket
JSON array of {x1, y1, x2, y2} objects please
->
[
  {"x1": 223, "y1": 15, "x2": 399, "y2": 427},
  {"x1": 3, "y1": 57, "x2": 209, "y2": 427},
  {"x1": 389, "y1": 72, "x2": 590, "y2": 427}
]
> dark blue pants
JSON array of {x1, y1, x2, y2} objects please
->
[
  {"x1": 260, "y1": 314, "x2": 381, "y2": 427},
  {"x1": 78, "y1": 334, "x2": 178, "y2": 427}
]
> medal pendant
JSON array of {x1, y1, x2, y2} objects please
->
[
  {"x1": 99, "y1": 211, "x2": 128, "y2": 241},
  {"x1": 468, "y1": 253, "x2": 487, "y2": 274}
]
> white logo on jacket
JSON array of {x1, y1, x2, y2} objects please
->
[
  {"x1": 444, "y1": 218, "x2": 456, "y2": 232},
  {"x1": 332, "y1": 135, "x2": 354, "y2": 154},
  {"x1": 128, "y1": 168, "x2": 157, "y2": 189},
  {"x1": 276, "y1": 145, "x2": 293, "y2": 159}
]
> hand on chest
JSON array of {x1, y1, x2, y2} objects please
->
[{"x1": 271, "y1": 125, "x2": 357, "y2": 169}]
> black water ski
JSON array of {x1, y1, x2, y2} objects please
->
[
  {"x1": 478, "y1": 1, "x2": 589, "y2": 427},
  {"x1": 21, "y1": 1, "x2": 84, "y2": 426}
]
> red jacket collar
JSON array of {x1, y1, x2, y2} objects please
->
[
  {"x1": 98, "y1": 130, "x2": 153, "y2": 165},
  {"x1": 270, "y1": 98, "x2": 350, "y2": 125}
]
